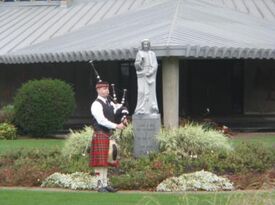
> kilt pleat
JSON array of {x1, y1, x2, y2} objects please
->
[{"x1": 90, "y1": 131, "x2": 110, "y2": 167}]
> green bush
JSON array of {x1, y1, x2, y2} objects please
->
[
  {"x1": 219, "y1": 142, "x2": 275, "y2": 174},
  {"x1": 0, "y1": 122, "x2": 17, "y2": 140},
  {"x1": 62, "y1": 126, "x2": 93, "y2": 159},
  {"x1": 157, "y1": 123, "x2": 233, "y2": 157},
  {"x1": 14, "y1": 79, "x2": 76, "y2": 136},
  {"x1": 174, "y1": 142, "x2": 275, "y2": 175},
  {"x1": 0, "y1": 148, "x2": 62, "y2": 186},
  {"x1": 111, "y1": 154, "x2": 175, "y2": 190},
  {"x1": 0, "y1": 147, "x2": 92, "y2": 186},
  {"x1": 62, "y1": 124, "x2": 133, "y2": 160},
  {"x1": 113, "y1": 124, "x2": 134, "y2": 158},
  {"x1": 0, "y1": 104, "x2": 15, "y2": 123}
]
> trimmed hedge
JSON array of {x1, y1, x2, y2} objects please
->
[{"x1": 14, "y1": 79, "x2": 76, "y2": 136}]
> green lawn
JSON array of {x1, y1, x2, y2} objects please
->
[
  {"x1": 0, "y1": 138, "x2": 64, "y2": 155},
  {"x1": 231, "y1": 135, "x2": 275, "y2": 148},
  {"x1": 0, "y1": 134, "x2": 274, "y2": 155},
  {"x1": 0, "y1": 189, "x2": 274, "y2": 205}
]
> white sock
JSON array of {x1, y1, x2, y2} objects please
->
[{"x1": 94, "y1": 167, "x2": 108, "y2": 188}]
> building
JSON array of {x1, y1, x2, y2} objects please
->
[{"x1": 0, "y1": 0, "x2": 275, "y2": 130}]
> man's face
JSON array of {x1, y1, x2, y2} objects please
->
[
  {"x1": 97, "y1": 86, "x2": 109, "y2": 98},
  {"x1": 142, "y1": 41, "x2": 150, "y2": 51}
]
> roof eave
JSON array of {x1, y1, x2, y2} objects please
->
[{"x1": 1, "y1": 46, "x2": 275, "y2": 64}]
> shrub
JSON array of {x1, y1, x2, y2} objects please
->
[
  {"x1": 14, "y1": 79, "x2": 76, "y2": 136},
  {"x1": 62, "y1": 124, "x2": 134, "y2": 160},
  {"x1": 110, "y1": 153, "x2": 176, "y2": 190},
  {"x1": 0, "y1": 148, "x2": 62, "y2": 186},
  {"x1": 113, "y1": 123, "x2": 134, "y2": 158},
  {"x1": 0, "y1": 147, "x2": 92, "y2": 186},
  {"x1": 0, "y1": 122, "x2": 17, "y2": 140},
  {"x1": 111, "y1": 169, "x2": 169, "y2": 190},
  {"x1": 62, "y1": 126, "x2": 93, "y2": 159},
  {"x1": 183, "y1": 141, "x2": 275, "y2": 175},
  {"x1": 219, "y1": 142, "x2": 275, "y2": 174},
  {"x1": 157, "y1": 123, "x2": 233, "y2": 157},
  {"x1": 0, "y1": 104, "x2": 15, "y2": 123}
]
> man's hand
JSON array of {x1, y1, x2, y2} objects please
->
[
  {"x1": 116, "y1": 122, "x2": 125, "y2": 129},
  {"x1": 122, "y1": 117, "x2": 128, "y2": 126}
]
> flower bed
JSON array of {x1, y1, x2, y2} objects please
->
[
  {"x1": 41, "y1": 172, "x2": 97, "y2": 190},
  {"x1": 156, "y1": 170, "x2": 234, "y2": 192}
]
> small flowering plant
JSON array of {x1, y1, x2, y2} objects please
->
[
  {"x1": 41, "y1": 172, "x2": 98, "y2": 190},
  {"x1": 156, "y1": 170, "x2": 234, "y2": 192}
]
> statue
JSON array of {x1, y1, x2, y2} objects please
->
[{"x1": 134, "y1": 39, "x2": 159, "y2": 114}]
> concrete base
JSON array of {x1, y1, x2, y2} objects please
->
[{"x1": 132, "y1": 114, "x2": 161, "y2": 158}]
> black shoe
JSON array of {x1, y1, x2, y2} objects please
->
[
  {"x1": 105, "y1": 186, "x2": 118, "y2": 193},
  {"x1": 97, "y1": 187, "x2": 109, "y2": 192}
]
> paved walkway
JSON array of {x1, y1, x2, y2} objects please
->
[{"x1": 0, "y1": 186, "x2": 274, "y2": 194}]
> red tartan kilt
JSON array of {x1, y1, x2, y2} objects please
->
[{"x1": 90, "y1": 131, "x2": 110, "y2": 167}]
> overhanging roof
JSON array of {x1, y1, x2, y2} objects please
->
[
  {"x1": 0, "y1": 0, "x2": 164, "y2": 54},
  {"x1": 1, "y1": 0, "x2": 275, "y2": 64}
]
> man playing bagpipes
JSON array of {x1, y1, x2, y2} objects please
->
[{"x1": 89, "y1": 62, "x2": 128, "y2": 193}]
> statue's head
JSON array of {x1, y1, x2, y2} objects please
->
[{"x1": 141, "y1": 39, "x2": 151, "y2": 51}]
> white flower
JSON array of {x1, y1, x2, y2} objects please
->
[
  {"x1": 41, "y1": 172, "x2": 98, "y2": 190},
  {"x1": 156, "y1": 170, "x2": 234, "y2": 192}
]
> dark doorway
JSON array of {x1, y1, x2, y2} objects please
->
[{"x1": 180, "y1": 60, "x2": 244, "y2": 117}]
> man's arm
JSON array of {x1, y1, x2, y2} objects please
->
[
  {"x1": 91, "y1": 101, "x2": 117, "y2": 129},
  {"x1": 91, "y1": 101, "x2": 126, "y2": 130}
]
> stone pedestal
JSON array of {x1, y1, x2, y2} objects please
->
[{"x1": 132, "y1": 114, "x2": 161, "y2": 158}]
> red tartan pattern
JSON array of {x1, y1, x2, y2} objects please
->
[{"x1": 90, "y1": 131, "x2": 110, "y2": 167}]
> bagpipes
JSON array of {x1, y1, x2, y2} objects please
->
[
  {"x1": 89, "y1": 60, "x2": 129, "y2": 165},
  {"x1": 89, "y1": 60, "x2": 129, "y2": 124}
]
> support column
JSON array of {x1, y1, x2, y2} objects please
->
[{"x1": 162, "y1": 57, "x2": 179, "y2": 128}]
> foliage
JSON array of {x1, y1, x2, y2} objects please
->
[
  {"x1": 110, "y1": 153, "x2": 176, "y2": 190},
  {"x1": 59, "y1": 155, "x2": 91, "y2": 174},
  {"x1": 41, "y1": 172, "x2": 97, "y2": 190},
  {"x1": 217, "y1": 142, "x2": 275, "y2": 174},
  {"x1": 156, "y1": 170, "x2": 234, "y2": 192},
  {"x1": 0, "y1": 122, "x2": 17, "y2": 140},
  {"x1": 110, "y1": 141, "x2": 275, "y2": 190},
  {"x1": 113, "y1": 123, "x2": 134, "y2": 158},
  {"x1": 163, "y1": 142, "x2": 275, "y2": 175},
  {"x1": 0, "y1": 104, "x2": 15, "y2": 123},
  {"x1": 62, "y1": 124, "x2": 133, "y2": 160},
  {"x1": 0, "y1": 148, "x2": 61, "y2": 186},
  {"x1": 0, "y1": 148, "x2": 90, "y2": 186},
  {"x1": 13, "y1": 79, "x2": 76, "y2": 136},
  {"x1": 157, "y1": 123, "x2": 233, "y2": 157},
  {"x1": 62, "y1": 126, "x2": 93, "y2": 159},
  {"x1": 1, "y1": 123, "x2": 275, "y2": 191}
]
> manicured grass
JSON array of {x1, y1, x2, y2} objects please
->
[
  {"x1": 0, "y1": 138, "x2": 65, "y2": 155},
  {"x1": 0, "y1": 134, "x2": 274, "y2": 155},
  {"x1": 231, "y1": 135, "x2": 275, "y2": 148},
  {"x1": 0, "y1": 189, "x2": 274, "y2": 205}
]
